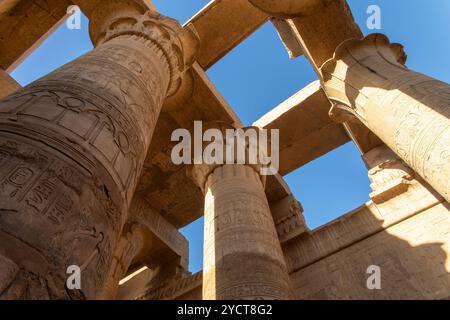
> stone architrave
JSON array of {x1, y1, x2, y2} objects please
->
[
  {"x1": 0, "y1": 69, "x2": 20, "y2": 99},
  {"x1": 320, "y1": 33, "x2": 450, "y2": 203},
  {"x1": 0, "y1": 1, "x2": 196, "y2": 299}
]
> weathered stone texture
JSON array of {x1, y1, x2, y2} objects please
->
[
  {"x1": 0, "y1": 69, "x2": 20, "y2": 99},
  {"x1": 322, "y1": 34, "x2": 450, "y2": 203},
  {"x1": 289, "y1": 203, "x2": 450, "y2": 299},
  {"x1": 0, "y1": 0, "x2": 449, "y2": 301},
  {"x1": 0, "y1": 5, "x2": 187, "y2": 299},
  {"x1": 194, "y1": 164, "x2": 291, "y2": 300}
]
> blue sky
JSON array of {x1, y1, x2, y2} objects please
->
[{"x1": 9, "y1": 1, "x2": 450, "y2": 273}]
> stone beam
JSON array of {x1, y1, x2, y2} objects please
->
[
  {"x1": 137, "y1": 62, "x2": 306, "y2": 241},
  {"x1": 253, "y1": 81, "x2": 350, "y2": 176},
  {"x1": 250, "y1": 0, "x2": 382, "y2": 154},
  {"x1": 248, "y1": 0, "x2": 323, "y2": 18},
  {"x1": 120, "y1": 271, "x2": 203, "y2": 300},
  {"x1": 186, "y1": 0, "x2": 269, "y2": 69},
  {"x1": 129, "y1": 196, "x2": 189, "y2": 271},
  {"x1": 0, "y1": 69, "x2": 20, "y2": 99},
  {"x1": 136, "y1": 62, "x2": 241, "y2": 228},
  {"x1": 0, "y1": 0, "x2": 71, "y2": 71},
  {"x1": 0, "y1": 0, "x2": 21, "y2": 17},
  {"x1": 103, "y1": 195, "x2": 191, "y2": 297}
]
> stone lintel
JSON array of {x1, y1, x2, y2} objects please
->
[
  {"x1": 0, "y1": 0, "x2": 71, "y2": 71},
  {"x1": 186, "y1": 0, "x2": 269, "y2": 69},
  {"x1": 128, "y1": 196, "x2": 189, "y2": 272},
  {"x1": 253, "y1": 80, "x2": 350, "y2": 176},
  {"x1": 248, "y1": 0, "x2": 324, "y2": 18},
  {"x1": 0, "y1": 0, "x2": 21, "y2": 17},
  {"x1": 0, "y1": 69, "x2": 20, "y2": 99},
  {"x1": 260, "y1": 2, "x2": 382, "y2": 154},
  {"x1": 135, "y1": 272, "x2": 203, "y2": 300},
  {"x1": 138, "y1": 63, "x2": 296, "y2": 232},
  {"x1": 271, "y1": 17, "x2": 303, "y2": 59}
]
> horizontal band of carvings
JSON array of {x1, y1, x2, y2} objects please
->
[
  {"x1": 367, "y1": 152, "x2": 415, "y2": 204},
  {"x1": 186, "y1": 123, "x2": 268, "y2": 192},
  {"x1": 96, "y1": 13, "x2": 182, "y2": 96},
  {"x1": 284, "y1": 187, "x2": 445, "y2": 274},
  {"x1": 136, "y1": 272, "x2": 202, "y2": 300},
  {"x1": 91, "y1": 8, "x2": 199, "y2": 97},
  {"x1": 271, "y1": 195, "x2": 308, "y2": 243}
]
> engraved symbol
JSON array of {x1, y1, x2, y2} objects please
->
[{"x1": 8, "y1": 168, "x2": 33, "y2": 186}]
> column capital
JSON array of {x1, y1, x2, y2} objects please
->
[
  {"x1": 248, "y1": 0, "x2": 323, "y2": 18},
  {"x1": 321, "y1": 33, "x2": 407, "y2": 124},
  {"x1": 187, "y1": 122, "x2": 268, "y2": 193},
  {"x1": 88, "y1": 1, "x2": 199, "y2": 97},
  {"x1": 319, "y1": 32, "x2": 450, "y2": 203}
]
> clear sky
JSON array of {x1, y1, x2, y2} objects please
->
[{"x1": 9, "y1": 1, "x2": 450, "y2": 273}]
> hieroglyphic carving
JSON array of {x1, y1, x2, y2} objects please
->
[
  {"x1": 270, "y1": 195, "x2": 308, "y2": 243},
  {"x1": 321, "y1": 33, "x2": 450, "y2": 202},
  {"x1": 364, "y1": 146, "x2": 416, "y2": 204},
  {"x1": 0, "y1": 6, "x2": 193, "y2": 299},
  {"x1": 137, "y1": 272, "x2": 202, "y2": 300},
  {"x1": 191, "y1": 164, "x2": 291, "y2": 300},
  {"x1": 0, "y1": 136, "x2": 114, "y2": 299}
]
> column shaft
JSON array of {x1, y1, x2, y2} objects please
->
[
  {"x1": 321, "y1": 34, "x2": 450, "y2": 202},
  {"x1": 202, "y1": 164, "x2": 291, "y2": 300},
  {"x1": 0, "y1": 9, "x2": 186, "y2": 299}
]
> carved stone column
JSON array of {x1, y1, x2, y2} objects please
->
[
  {"x1": 0, "y1": 2, "x2": 195, "y2": 299},
  {"x1": 321, "y1": 33, "x2": 450, "y2": 203},
  {"x1": 190, "y1": 163, "x2": 291, "y2": 300}
]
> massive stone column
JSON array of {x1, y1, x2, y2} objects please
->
[
  {"x1": 320, "y1": 33, "x2": 450, "y2": 203},
  {"x1": 190, "y1": 163, "x2": 291, "y2": 300},
  {"x1": 0, "y1": 1, "x2": 195, "y2": 299}
]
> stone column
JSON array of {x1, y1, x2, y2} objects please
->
[
  {"x1": 0, "y1": 2, "x2": 194, "y2": 299},
  {"x1": 190, "y1": 163, "x2": 291, "y2": 300},
  {"x1": 321, "y1": 33, "x2": 450, "y2": 203}
]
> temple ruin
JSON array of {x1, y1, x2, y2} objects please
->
[{"x1": 0, "y1": 0, "x2": 449, "y2": 300}]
